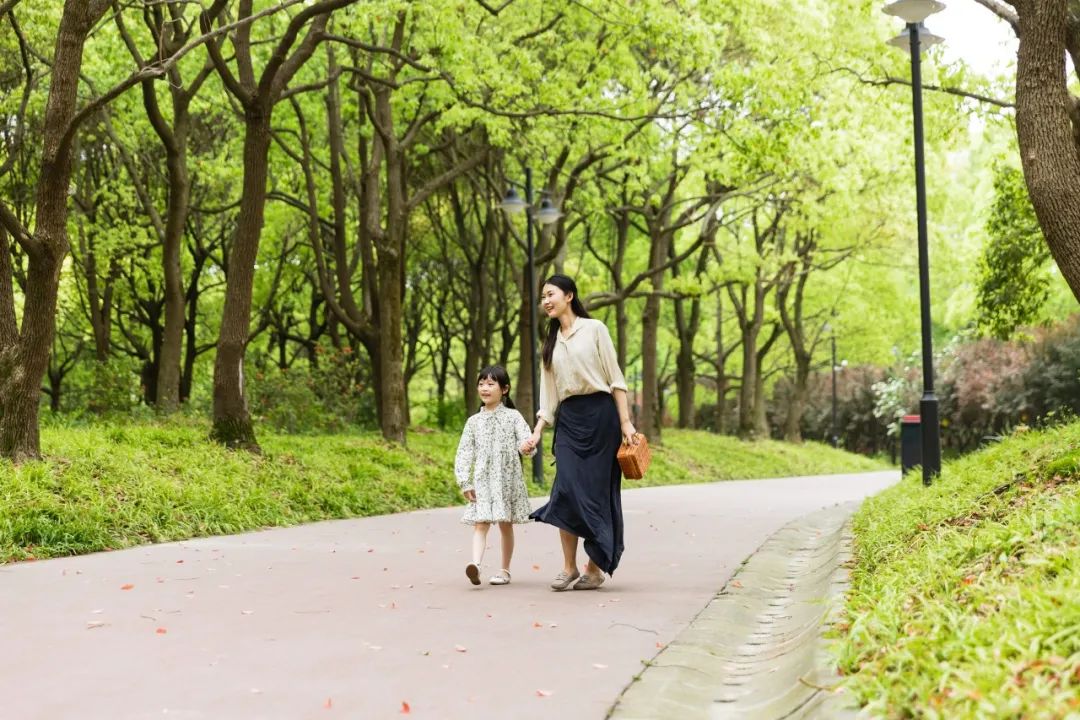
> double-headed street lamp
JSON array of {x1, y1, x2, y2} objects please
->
[
  {"x1": 883, "y1": 0, "x2": 943, "y2": 486},
  {"x1": 499, "y1": 166, "x2": 562, "y2": 486}
]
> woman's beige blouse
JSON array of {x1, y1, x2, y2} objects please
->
[{"x1": 537, "y1": 317, "x2": 628, "y2": 425}]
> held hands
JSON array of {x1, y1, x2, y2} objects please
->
[
  {"x1": 621, "y1": 419, "x2": 639, "y2": 446},
  {"x1": 519, "y1": 430, "x2": 542, "y2": 455},
  {"x1": 463, "y1": 489, "x2": 476, "y2": 503}
]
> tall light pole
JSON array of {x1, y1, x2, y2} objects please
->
[
  {"x1": 500, "y1": 168, "x2": 561, "y2": 487},
  {"x1": 884, "y1": 0, "x2": 943, "y2": 486},
  {"x1": 830, "y1": 325, "x2": 839, "y2": 449}
]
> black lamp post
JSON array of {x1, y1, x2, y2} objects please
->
[
  {"x1": 499, "y1": 168, "x2": 562, "y2": 487},
  {"x1": 830, "y1": 327, "x2": 839, "y2": 449},
  {"x1": 884, "y1": 0, "x2": 943, "y2": 486},
  {"x1": 824, "y1": 319, "x2": 845, "y2": 449}
]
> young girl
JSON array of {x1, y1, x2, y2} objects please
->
[{"x1": 454, "y1": 365, "x2": 536, "y2": 586}]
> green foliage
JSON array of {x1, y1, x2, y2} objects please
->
[
  {"x1": 838, "y1": 420, "x2": 1080, "y2": 717},
  {"x1": 0, "y1": 421, "x2": 884, "y2": 563},
  {"x1": 632, "y1": 431, "x2": 887, "y2": 488},
  {"x1": 0, "y1": 421, "x2": 461, "y2": 563},
  {"x1": 781, "y1": 316, "x2": 1080, "y2": 456},
  {"x1": 976, "y1": 163, "x2": 1053, "y2": 340},
  {"x1": 248, "y1": 347, "x2": 377, "y2": 433}
]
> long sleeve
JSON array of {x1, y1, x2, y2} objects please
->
[
  {"x1": 596, "y1": 322, "x2": 628, "y2": 393},
  {"x1": 537, "y1": 361, "x2": 559, "y2": 426},
  {"x1": 454, "y1": 419, "x2": 476, "y2": 491},
  {"x1": 514, "y1": 410, "x2": 537, "y2": 457}
]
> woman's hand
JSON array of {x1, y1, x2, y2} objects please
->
[
  {"x1": 621, "y1": 420, "x2": 638, "y2": 445},
  {"x1": 463, "y1": 488, "x2": 476, "y2": 503}
]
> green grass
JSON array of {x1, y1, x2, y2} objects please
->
[
  {"x1": 837, "y1": 422, "x2": 1080, "y2": 718},
  {"x1": 0, "y1": 420, "x2": 885, "y2": 564}
]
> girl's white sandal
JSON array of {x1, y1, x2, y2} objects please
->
[{"x1": 489, "y1": 569, "x2": 511, "y2": 585}]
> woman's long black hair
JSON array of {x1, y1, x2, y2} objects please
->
[
  {"x1": 540, "y1": 274, "x2": 590, "y2": 369},
  {"x1": 477, "y1": 365, "x2": 515, "y2": 409}
]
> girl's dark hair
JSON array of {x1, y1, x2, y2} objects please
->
[
  {"x1": 540, "y1": 274, "x2": 590, "y2": 369},
  {"x1": 477, "y1": 365, "x2": 515, "y2": 409}
]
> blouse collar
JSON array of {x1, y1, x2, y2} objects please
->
[{"x1": 558, "y1": 315, "x2": 582, "y2": 342}]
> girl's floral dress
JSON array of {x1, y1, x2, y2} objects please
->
[{"x1": 454, "y1": 405, "x2": 535, "y2": 524}]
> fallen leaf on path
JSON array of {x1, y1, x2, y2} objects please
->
[
  {"x1": 241, "y1": 610, "x2": 254, "y2": 615},
  {"x1": 548, "y1": 623, "x2": 558, "y2": 628},
  {"x1": 485, "y1": 614, "x2": 492, "y2": 619},
  {"x1": 532, "y1": 564, "x2": 540, "y2": 571},
  {"x1": 120, "y1": 584, "x2": 134, "y2": 591},
  {"x1": 400, "y1": 701, "x2": 411, "y2": 714},
  {"x1": 368, "y1": 549, "x2": 375, "y2": 553},
  {"x1": 324, "y1": 697, "x2": 333, "y2": 709},
  {"x1": 454, "y1": 645, "x2": 467, "y2": 653},
  {"x1": 536, "y1": 690, "x2": 552, "y2": 698},
  {"x1": 155, "y1": 627, "x2": 168, "y2": 635},
  {"x1": 592, "y1": 663, "x2": 608, "y2": 669},
  {"x1": 176, "y1": 560, "x2": 184, "y2": 564},
  {"x1": 533, "y1": 622, "x2": 543, "y2": 628},
  {"x1": 731, "y1": 580, "x2": 743, "y2": 588},
  {"x1": 656, "y1": 642, "x2": 664, "y2": 649},
  {"x1": 86, "y1": 621, "x2": 108, "y2": 629}
]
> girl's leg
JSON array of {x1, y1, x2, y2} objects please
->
[
  {"x1": 497, "y1": 522, "x2": 514, "y2": 571},
  {"x1": 559, "y1": 529, "x2": 578, "y2": 574},
  {"x1": 472, "y1": 523, "x2": 491, "y2": 566},
  {"x1": 584, "y1": 559, "x2": 602, "y2": 576}
]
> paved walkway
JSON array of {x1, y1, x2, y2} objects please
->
[{"x1": 0, "y1": 471, "x2": 896, "y2": 720}]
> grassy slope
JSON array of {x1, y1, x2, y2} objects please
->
[
  {"x1": 838, "y1": 422, "x2": 1080, "y2": 717},
  {"x1": 0, "y1": 421, "x2": 885, "y2": 564}
]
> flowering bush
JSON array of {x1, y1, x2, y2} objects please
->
[{"x1": 770, "y1": 314, "x2": 1080, "y2": 457}]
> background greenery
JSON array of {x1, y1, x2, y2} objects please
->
[
  {"x1": 0, "y1": 418, "x2": 883, "y2": 563},
  {"x1": 2, "y1": 0, "x2": 1074, "y2": 458}
]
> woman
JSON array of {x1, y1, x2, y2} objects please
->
[{"x1": 520, "y1": 274, "x2": 638, "y2": 591}]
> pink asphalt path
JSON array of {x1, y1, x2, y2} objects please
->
[{"x1": 0, "y1": 471, "x2": 896, "y2": 720}]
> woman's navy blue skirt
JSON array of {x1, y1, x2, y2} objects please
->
[{"x1": 529, "y1": 392, "x2": 624, "y2": 575}]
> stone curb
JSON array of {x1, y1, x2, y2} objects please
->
[{"x1": 608, "y1": 502, "x2": 863, "y2": 720}]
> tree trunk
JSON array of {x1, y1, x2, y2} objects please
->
[
  {"x1": 1013, "y1": 1, "x2": 1080, "y2": 303},
  {"x1": 736, "y1": 315, "x2": 761, "y2": 439},
  {"x1": 784, "y1": 363, "x2": 810, "y2": 443},
  {"x1": 376, "y1": 245, "x2": 408, "y2": 442},
  {"x1": 210, "y1": 110, "x2": 271, "y2": 450},
  {"x1": 640, "y1": 229, "x2": 671, "y2": 443},
  {"x1": 676, "y1": 341, "x2": 695, "y2": 429},
  {"x1": 156, "y1": 135, "x2": 190, "y2": 412},
  {"x1": 714, "y1": 294, "x2": 727, "y2": 435},
  {"x1": 0, "y1": 0, "x2": 105, "y2": 461},
  {"x1": 0, "y1": 228, "x2": 17, "y2": 352}
]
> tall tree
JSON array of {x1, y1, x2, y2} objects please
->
[
  {"x1": 114, "y1": 0, "x2": 218, "y2": 412},
  {"x1": 201, "y1": 0, "x2": 354, "y2": 448},
  {"x1": 974, "y1": 1, "x2": 1080, "y2": 303},
  {"x1": 0, "y1": 0, "x2": 112, "y2": 460}
]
